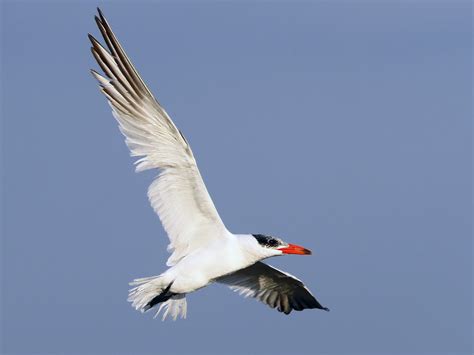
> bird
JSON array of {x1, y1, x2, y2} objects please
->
[{"x1": 88, "y1": 8, "x2": 329, "y2": 321}]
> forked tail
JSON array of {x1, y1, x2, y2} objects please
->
[{"x1": 128, "y1": 275, "x2": 187, "y2": 321}]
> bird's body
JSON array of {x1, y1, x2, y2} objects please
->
[
  {"x1": 89, "y1": 8, "x2": 328, "y2": 320},
  {"x1": 160, "y1": 233, "x2": 258, "y2": 294}
]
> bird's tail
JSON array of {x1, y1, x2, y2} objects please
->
[{"x1": 128, "y1": 275, "x2": 187, "y2": 321}]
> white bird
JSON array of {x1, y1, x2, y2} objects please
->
[{"x1": 89, "y1": 8, "x2": 329, "y2": 320}]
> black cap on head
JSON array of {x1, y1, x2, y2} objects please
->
[{"x1": 252, "y1": 234, "x2": 283, "y2": 248}]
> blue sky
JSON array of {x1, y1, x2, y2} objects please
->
[{"x1": 1, "y1": 1, "x2": 471, "y2": 354}]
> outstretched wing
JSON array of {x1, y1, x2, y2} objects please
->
[
  {"x1": 89, "y1": 8, "x2": 227, "y2": 265},
  {"x1": 216, "y1": 262, "x2": 329, "y2": 314}
]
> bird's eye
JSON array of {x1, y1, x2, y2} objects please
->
[{"x1": 268, "y1": 239, "x2": 279, "y2": 247}]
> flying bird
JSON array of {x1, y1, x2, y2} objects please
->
[{"x1": 89, "y1": 8, "x2": 329, "y2": 320}]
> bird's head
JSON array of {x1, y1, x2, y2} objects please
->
[{"x1": 251, "y1": 234, "x2": 312, "y2": 257}]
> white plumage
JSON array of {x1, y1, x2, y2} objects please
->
[{"x1": 89, "y1": 8, "x2": 328, "y2": 321}]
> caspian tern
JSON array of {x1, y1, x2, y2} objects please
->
[{"x1": 89, "y1": 8, "x2": 329, "y2": 320}]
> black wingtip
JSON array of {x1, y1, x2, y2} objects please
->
[
  {"x1": 322, "y1": 306, "x2": 330, "y2": 312},
  {"x1": 87, "y1": 33, "x2": 96, "y2": 43},
  {"x1": 97, "y1": 7, "x2": 105, "y2": 22},
  {"x1": 90, "y1": 68, "x2": 100, "y2": 78}
]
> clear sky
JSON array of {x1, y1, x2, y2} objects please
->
[{"x1": 1, "y1": 1, "x2": 471, "y2": 354}]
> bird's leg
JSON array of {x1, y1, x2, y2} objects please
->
[{"x1": 144, "y1": 281, "x2": 175, "y2": 310}]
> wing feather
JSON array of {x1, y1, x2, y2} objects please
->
[
  {"x1": 217, "y1": 262, "x2": 329, "y2": 314},
  {"x1": 89, "y1": 9, "x2": 227, "y2": 265}
]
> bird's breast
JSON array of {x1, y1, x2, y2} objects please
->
[{"x1": 168, "y1": 237, "x2": 255, "y2": 294}]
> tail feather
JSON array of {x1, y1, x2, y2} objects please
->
[
  {"x1": 128, "y1": 275, "x2": 187, "y2": 321},
  {"x1": 154, "y1": 294, "x2": 187, "y2": 321}
]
